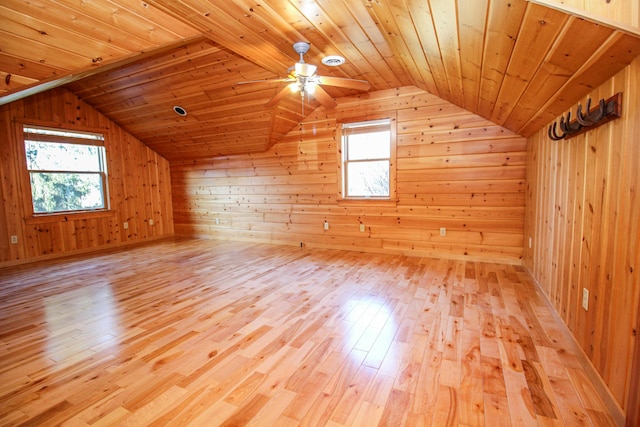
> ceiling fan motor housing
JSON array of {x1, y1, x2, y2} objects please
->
[{"x1": 292, "y1": 42, "x2": 311, "y2": 56}]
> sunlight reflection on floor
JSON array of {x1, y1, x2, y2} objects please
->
[
  {"x1": 342, "y1": 296, "x2": 398, "y2": 372},
  {"x1": 44, "y1": 284, "x2": 121, "y2": 362}
]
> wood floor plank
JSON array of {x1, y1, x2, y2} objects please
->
[
  {"x1": 458, "y1": 328, "x2": 484, "y2": 426},
  {"x1": 483, "y1": 393, "x2": 511, "y2": 427},
  {"x1": 0, "y1": 237, "x2": 618, "y2": 426},
  {"x1": 379, "y1": 388, "x2": 411, "y2": 427},
  {"x1": 432, "y1": 384, "x2": 458, "y2": 426}
]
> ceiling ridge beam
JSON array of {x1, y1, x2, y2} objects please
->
[
  {"x1": 0, "y1": 35, "x2": 206, "y2": 106},
  {"x1": 143, "y1": 0, "x2": 296, "y2": 74}
]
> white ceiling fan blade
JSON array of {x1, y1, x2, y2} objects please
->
[{"x1": 316, "y1": 76, "x2": 370, "y2": 91}]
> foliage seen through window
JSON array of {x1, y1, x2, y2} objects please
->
[{"x1": 24, "y1": 126, "x2": 108, "y2": 214}]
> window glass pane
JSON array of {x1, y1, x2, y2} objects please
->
[
  {"x1": 30, "y1": 172, "x2": 105, "y2": 213},
  {"x1": 347, "y1": 160, "x2": 389, "y2": 197},
  {"x1": 26, "y1": 141, "x2": 103, "y2": 172},
  {"x1": 347, "y1": 131, "x2": 390, "y2": 160}
]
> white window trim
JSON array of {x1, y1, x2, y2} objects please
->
[
  {"x1": 21, "y1": 123, "x2": 110, "y2": 217},
  {"x1": 337, "y1": 113, "x2": 397, "y2": 204}
]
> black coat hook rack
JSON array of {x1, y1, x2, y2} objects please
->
[{"x1": 548, "y1": 92, "x2": 622, "y2": 141}]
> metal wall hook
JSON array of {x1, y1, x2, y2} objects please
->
[
  {"x1": 560, "y1": 111, "x2": 582, "y2": 134},
  {"x1": 590, "y1": 98, "x2": 606, "y2": 123},
  {"x1": 548, "y1": 93, "x2": 622, "y2": 141},
  {"x1": 576, "y1": 99, "x2": 592, "y2": 126},
  {"x1": 559, "y1": 115, "x2": 569, "y2": 134},
  {"x1": 548, "y1": 121, "x2": 566, "y2": 140}
]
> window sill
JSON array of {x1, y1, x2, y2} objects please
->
[
  {"x1": 25, "y1": 210, "x2": 115, "y2": 224},
  {"x1": 337, "y1": 198, "x2": 398, "y2": 207}
]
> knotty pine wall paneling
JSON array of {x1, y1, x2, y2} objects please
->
[
  {"x1": 0, "y1": 88, "x2": 174, "y2": 266},
  {"x1": 524, "y1": 57, "x2": 640, "y2": 425},
  {"x1": 535, "y1": 0, "x2": 639, "y2": 28},
  {"x1": 172, "y1": 86, "x2": 527, "y2": 264}
]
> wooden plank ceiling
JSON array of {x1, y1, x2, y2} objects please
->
[{"x1": 1, "y1": 0, "x2": 639, "y2": 161}]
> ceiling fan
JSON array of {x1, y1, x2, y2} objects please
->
[{"x1": 237, "y1": 42, "x2": 370, "y2": 110}]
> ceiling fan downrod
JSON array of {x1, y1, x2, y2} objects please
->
[{"x1": 292, "y1": 42, "x2": 311, "y2": 61}]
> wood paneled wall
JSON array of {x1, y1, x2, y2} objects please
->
[
  {"x1": 524, "y1": 56, "x2": 640, "y2": 424},
  {"x1": 536, "y1": 0, "x2": 639, "y2": 28},
  {"x1": 172, "y1": 86, "x2": 526, "y2": 264},
  {"x1": 0, "y1": 88, "x2": 174, "y2": 266}
]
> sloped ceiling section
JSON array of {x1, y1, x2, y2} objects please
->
[{"x1": 1, "y1": 0, "x2": 639, "y2": 160}]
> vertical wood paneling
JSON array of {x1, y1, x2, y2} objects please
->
[
  {"x1": 172, "y1": 86, "x2": 527, "y2": 264},
  {"x1": 0, "y1": 105, "x2": 26, "y2": 261},
  {"x1": 539, "y1": 0, "x2": 639, "y2": 28},
  {"x1": 457, "y1": 0, "x2": 488, "y2": 113},
  {"x1": 524, "y1": 57, "x2": 640, "y2": 423},
  {"x1": 622, "y1": 56, "x2": 640, "y2": 427},
  {"x1": 0, "y1": 88, "x2": 174, "y2": 266},
  {"x1": 0, "y1": 110, "x2": 11, "y2": 261}
]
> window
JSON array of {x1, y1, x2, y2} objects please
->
[
  {"x1": 23, "y1": 125, "x2": 108, "y2": 214},
  {"x1": 341, "y1": 118, "x2": 393, "y2": 199}
]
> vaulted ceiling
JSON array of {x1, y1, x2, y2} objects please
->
[{"x1": 1, "y1": 0, "x2": 639, "y2": 161}]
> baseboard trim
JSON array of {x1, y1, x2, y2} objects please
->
[
  {"x1": 524, "y1": 265, "x2": 626, "y2": 427},
  {"x1": 0, "y1": 234, "x2": 174, "y2": 268},
  {"x1": 175, "y1": 232, "x2": 524, "y2": 266}
]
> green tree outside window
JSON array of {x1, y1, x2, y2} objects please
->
[{"x1": 24, "y1": 126, "x2": 108, "y2": 214}]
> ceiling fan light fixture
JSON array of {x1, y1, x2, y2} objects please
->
[
  {"x1": 295, "y1": 62, "x2": 317, "y2": 77},
  {"x1": 305, "y1": 80, "x2": 316, "y2": 94},
  {"x1": 238, "y1": 42, "x2": 367, "y2": 111},
  {"x1": 322, "y1": 55, "x2": 345, "y2": 67},
  {"x1": 289, "y1": 79, "x2": 316, "y2": 95}
]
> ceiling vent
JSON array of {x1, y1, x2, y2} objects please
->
[
  {"x1": 321, "y1": 55, "x2": 345, "y2": 67},
  {"x1": 173, "y1": 106, "x2": 187, "y2": 116}
]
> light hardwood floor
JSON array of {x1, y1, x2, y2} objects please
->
[{"x1": 0, "y1": 238, "x2": 616, "y2": 426}]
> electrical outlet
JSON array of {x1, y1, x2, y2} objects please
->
[
  {"x1": 215, "y1": 217, "x2": 220, "y2": 225},
  {"x1": 149, "y1": 219, "x2": 154, "y2": 226},
  {"x1": 582, "y1": 288, "x2": 589, "y2": 311},
  {"x1": 123, "y1": 222, "x2": 129, "y2": 229},
  {"x1": 324, "y1": 221, "x2": 329, "y2": 230},
  {"x1": 529, "y1": 237, "x2": 532, "y2": 249},
  {"x1": 440, "y1": 227, "x2": 446, "y2": 237},
  {"x1": 359, "y1": 223, "x2": 365, "y2": 232},
  {"x1": 10, "y1": 235, "x2": 18, "y2": 244}
]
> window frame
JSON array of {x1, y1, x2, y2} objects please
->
[
  {"x1": 17, "y1": 121, "x2": 112, "y2": 221},
  {"x1": 337, "y1": 113, "x2": 397, "y2": 204}
]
